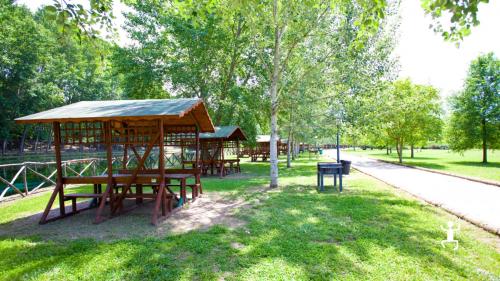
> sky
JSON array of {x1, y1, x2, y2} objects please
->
[{"x1": 16, "y1": 0, "x2": 500, "y2": 99}]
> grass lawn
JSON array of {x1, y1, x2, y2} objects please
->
[
  {"x1": 0, "y1": 157, "x2": 499, "y2": 280},
  {"x1": 344, "y1": 149, "x2": 500, "y2": 183}
]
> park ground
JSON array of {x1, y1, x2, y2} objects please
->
[
  {"x1": 344, "y1": 148, "x2": 500, "y2": 183},
  {"x1": 0, "y1": 157, "x2": 499, "y2": 280}
]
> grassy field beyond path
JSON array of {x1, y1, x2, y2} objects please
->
[
  {"x1": 0, "y1": 157, "x2": 499, "y2": 280},
  {"x1": 345, "y1": 149, "x2": 500, "y2": 183}
]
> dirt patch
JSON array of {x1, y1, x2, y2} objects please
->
[
  {"x1": 160, "y1": 193, "x2": 249, "y2": 234},
  {"x1": 0, "y1": 192, "x2": 250, "y2": 241}
]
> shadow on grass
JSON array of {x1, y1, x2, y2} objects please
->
[
  {"x1": 404, "y1": 161, "x2": 447, "y2": 170},
  {"x1": 449, "y1": 161, "x2": 500, "y2": 169},
  {"x1": 0, "y1": 175, "x2": 491, "y2": 280}
]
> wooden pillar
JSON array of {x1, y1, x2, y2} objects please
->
[
  {"x1": 39, "y1": 122, "x2": 66, "y2": 223},
  {"x1": 181, "y1": 139, "x2": 185, "y2": 169},
  {"x1": 195, "y1": 126, "x2": 200, "y2": 170},
  {"x1": 95, "y1": 121, "x2": 113, "y2": 223},
  {"x1": 152, "y1": 119, "x2": 165, "y2": 225},
  {"x1": 220, "y1": 139, "x2": 224, "y2": 177},
  {"x1": 54, "y1": 122, "x2": 65, "y2": 216},
  {"x1": 236, "y1": 140, "x2": 240, "y2": 160},
  {"x1": 123, "y1": 144, "x2": 128, "y2": 169}
]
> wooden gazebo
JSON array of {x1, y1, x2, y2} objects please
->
[
  {"x1": 240, "y1": 135, "x2": 284, "y2": 162},
  {"x1": 193, "y1": 126, "x2": 247, "y2": 177},
  {"x1": 15, "y1": 98, "x2": 215, "y2": 225}
]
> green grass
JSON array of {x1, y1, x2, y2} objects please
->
[
  {"x1": 345, "y1": 149, "x2": 500, "y2": 183},
  {"x1": 0, "y1": 157, "x2": 499, "y2": 280}
]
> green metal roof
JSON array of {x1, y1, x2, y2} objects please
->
[
  {"x1": 15, "y1": 98, "x2": 215, "y2": 132},
  {"x1": 16, "y1": 99, "x2": 200, "y2": 122},
  {"x1": 200, "y1": 126, "x2": 247, "y2": 140}
]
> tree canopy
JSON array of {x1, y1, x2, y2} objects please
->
[{"x1": 447, "y1": 53, "x2": 500, "y2": 163}]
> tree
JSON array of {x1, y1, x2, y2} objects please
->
[
  {"x1": 406, "y1": 85, "x2": 443, "y2": 158},
  {"x1": 0, "y1": 0, "x2": 45, "y2": 153},
  {"x1": 118, "y1": 1, "x2": 268, "y2": 142},
  {"x1": 43, "y1": 0, "x2": 494, "y2": 44},
  {"x1": 446, "y1": 53, "x2": 499, "y2": 163},
  {"x1": 240, "y1": 0, "x2": 388, "y2": 188},
  {"x1": 374, "y1": 79, "x2": 442, "y2": 163},
  {"x1": 1, "y1": 1, "x2": 121, "y2": 154}
]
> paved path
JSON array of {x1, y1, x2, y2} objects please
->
[{"x1": 328, "y1": 150, "x2": 500, "y2": 234}]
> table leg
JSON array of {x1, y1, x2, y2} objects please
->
[
  {"x1": 334, "y1": 174, "x2": 337, "y2": 187},
  {"x1": 339, "y1": 170, "x2": 343, "y2": 192},
  {"x1": 136, "y1": 184, "x2": 143, "y2": 204},
  {"x1": 320, "y1": 172, "x2": 324, "y2": 191},
  {"x1": 97, "y1": 184, "x2": 102, "y2": 205},
  {"x1": 181, "y1": 178, "x2": 187, "y2": 204},
  {"x1": 161, "y1": 187, "x2": 166, "y2": 216}
]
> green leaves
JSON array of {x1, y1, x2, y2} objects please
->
[
  {"x1": 421, "y1": 0, "x2": 490, "y2": 42},
  {"x1": 42, "y1": 0, "x2": 115, "y2": 41}
]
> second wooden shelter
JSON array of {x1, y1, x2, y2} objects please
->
[{"x1": 187, "y1": 126, "x2": 247, "y2": 177}]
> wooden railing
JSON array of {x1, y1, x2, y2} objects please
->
[
  {"x1": 0, "y1": 151, "x2": 191, "y2": 202},
  {"x1": 0, "y1": 158, "x2": 103, "y2": 201}
]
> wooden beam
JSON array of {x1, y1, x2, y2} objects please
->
[
  {"x1": 39, "y1": 122, "x2": 64, "y2": 224},
  {"x1": 113, "y1": 132, "x2": 161, "y2": 213},
  {"x1": 27, "y1": 167, "x2": 56, "y2": 185},
  {"x1": 94, "y1": 121, "x2": 114, "y2": 224},
  {"x1": 152, "y1": 119, "x2": 165, "y2": 225}
]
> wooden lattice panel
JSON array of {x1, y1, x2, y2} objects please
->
[
  {"x1": 166, "y1": 126, "x2": 197, "y2": 146},
  {"x1": 111, "y1": 122, "x2": 157, "y2": 145},
  {"x1": 61, "y1": 122, "x2": 104, "y2": 145}
]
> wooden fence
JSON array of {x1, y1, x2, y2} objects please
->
[{"x1": 0, "y1": 150, "x2": 192, "y2": 202}]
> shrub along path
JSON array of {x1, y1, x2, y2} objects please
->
[
  {"x1": 339, "y1": 151, "x2": 500, "y2": 235},
  {"x1": 0, "y1": 157, "x2": 499, "y2": 280}
]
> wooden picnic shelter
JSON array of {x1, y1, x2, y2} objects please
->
[
  {"x1": 15, "y1": 98, "x2": 215, "y2": 225},
  {"x1": 240, "y1": 135, "x2": 284, "y2": 162},
  {"x1": 187, "y1": 126, "x2": 247, "y2": 177}
]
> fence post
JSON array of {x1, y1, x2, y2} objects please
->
[{"x1": 23, "y1": 164, "x2": 28, "y2": 195}]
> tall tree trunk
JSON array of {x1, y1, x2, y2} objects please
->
[
  {"x1": 1, "y1": 139, "x2": 6, "y2": 156},
  {"x1": 397, "y1": 141, "x2": 403, "y2": 163},
  {"x1": 19, "y1": 126, "x2": 28, "y2": 155},
  {"x1": 34, "y1": 126, "x2": 40, "y2": 153},
  {"x1": 287, "y1": 104, "x2": 294, "y2": 168},
  {"x1": 386, "y1": 145, "x2": 389, "y2": 155},
  {"x1": 214, "y1": 19, "x2": 243, "y2": 124},
  {"x1": 286, "y1": 139, "x2": 291, "y2": 168},
  {"x1": 410, "y1": 144, "x2": 414, "y2": 158},
  {"x1": 269, "y1": 0, "x2": 280, "y2": 188},
  {"x1": 286, "y1": 126, "x2": 292, "y2": 168},
  {"x1": 482, "y1": 118, "x2": 487, "y2": 163}
]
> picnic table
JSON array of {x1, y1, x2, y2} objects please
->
[
  {"x1": 184, "y1": 159, "x2": 241, "y2": 177},
  {"x1": 317, "y1": 162, "x2": 343, "y2": 192},
  {"x1": 63, "y1": 172, "x2": 198, "y2": 214}
]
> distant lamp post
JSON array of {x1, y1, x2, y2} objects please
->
[{"x1": 335, "y1": 111, "x2": 342, "y2": 163}]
